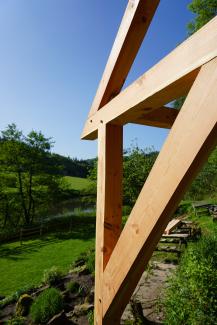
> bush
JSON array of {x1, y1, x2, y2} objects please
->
[
  {"x1": 175, "y1": 201, "x2": 192, "y2": 216},
  {"x1": 0, "y1": 285, "x2": 36, "y2": 310},
  {"x1": 86, "y1": 249, "x2": 95, "y2": 275},
  {"x1": 0, "y1": 296, "x2": 15, "y2": 310},
  {"x1": 30, "y1": 288, "x2": 63, "y2": 324},
  {"x1": 163, "y1": 235, "x2": 217, "y2": 324},
  {"x1": 87, "y1": 310, "x2": 94, "y2": 325},
  {"x1": 72, "y1": 247, "x2": 95, "y2": 275},
  {"x1": 12, "y1": 284, "x2": 36, "y2": 302},
  {"x1": 7, "y1": 316, "x2": 26, "y2": 325},
  {"x1": 42, "y1": 266, "x2": 63, "y2": 286},
  {"x1": 66, "y1": 281, "x2": 80, "y2": 294}
]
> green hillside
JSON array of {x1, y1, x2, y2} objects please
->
[{"x1": 61, "y1": 176, "x2": 93, "y2": 191}]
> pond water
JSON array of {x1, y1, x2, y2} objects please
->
[{"x1": 47, "y1": 197, "x2": 96, "y2": 218}]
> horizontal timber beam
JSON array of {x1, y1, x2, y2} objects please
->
[
  {"x1": 82, "y1": 16, "x2": 217, "y2": 140},
  {"x1": 86, "y1": 107, "x2": 179, "y2": 139},
  {"x1": 102, "y1": 57, "x2": 217, "y2": 323},
  {"x1": 88, "y1": 0, "x2": 160, "y2": 117},
  {"x1": 122, "y1": 106, "x2": 179, "y2": 129}
]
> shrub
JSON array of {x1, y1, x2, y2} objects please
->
[
  {"x1": 0, "y1": 285, "x2": 36, "y2": 310},
  {"x1": 30, "y1": 288, "x2": 63, "y2": 324},
  {"x1": 66, "y1": 281, "x2": 80, "y2": 294},
  {"x1": 7, "y1": 316, "x2": 26, "y2": 325},
  {"x1": 175, "y1": 201, "x2": 192, "y2": 216},
  {"x1": 163, "y1": 235, "x2": 217, "y2": 324},
  {"x1": 86, "y1": 249, "x2": 95, "y2": 275},
  {"x1": 72, "y1": 247, "x2": 95, "y2": 275},
  {"x1": 12, "y1": 284, "x2": 36, "y2": 302},
  {"x1": 87, "y1": 310, "x2": 94, "y2": 325},
  {"x1": 16, "y1": 294, "x2": 33, "y2": 316},
  {"x1": 0, "y1": 296, "x2": 15, "y2": 310},
  {"x1": 42, "y1": 266, "x2": 63, "y2": 286}
]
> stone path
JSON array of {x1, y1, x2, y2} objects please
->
[{"x1": 121, "y1": 262, "x2": 176, "y2": 324}]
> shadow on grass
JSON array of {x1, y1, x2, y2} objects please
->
[{"x1": 0, "y1": 221, "x2": 95, "y2": 261}]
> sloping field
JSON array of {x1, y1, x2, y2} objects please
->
[{"x1": 62, "y1": 176, "x2": 93, "y2": 191}]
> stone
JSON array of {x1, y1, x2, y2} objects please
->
[
  {"x1": 74, "y1": 258, "x2": 86, "y2": 267},
  {"x1": 16, "y1": 294, "x2": 33, "y2": 316},
  {"x1": 84, "y1": 289, "x2": 94, "y2": 304},
  {"x1": 78, "y1": 265, "x2": 90, "y2": 276},
  {"x1": 47, "y1": 310, "x2": 75, "y2": 325},
  {"x1": 70, "y1": 264, "x2": 89, "y2": 275},
  {"x1": 73, "y1": 303, "x2": 94, "y2": 316}
]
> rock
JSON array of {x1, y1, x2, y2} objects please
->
[
  {"x1": 73, "y1": 303, "x2": 94, "y2": 316},
  {"x1": 66, "y1": 310, "x2": 74, "y2": 318},
  {"x1": 47, "y1": 310, "x2": 75, "y2": 325},
  {"x1": 84, "y1": 289, "x2": 94, "y2": 304},
  {"x1": 70, "y1": 264, "x2": 89, "y2": 275},
  {"x1": 74, "y1": 258, "x2": 86, "y2": 267},
  {"x1": 79, "y1": 265, "x2": 90, "y2": 276},
  {"x1": 16, "y1": 294, "x2": 33, "y2": 316}
]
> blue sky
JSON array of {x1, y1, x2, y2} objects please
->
[{"x1": 0, "y1": 0, "x2": 193, "y2": 159}]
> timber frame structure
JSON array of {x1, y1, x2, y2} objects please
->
[{"x1": 81, "y1": 1, "x2": 217, "y2": 324}]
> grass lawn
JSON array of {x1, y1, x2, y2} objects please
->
[
  {"x1": 190, "y1": 213, "x2": 217, "y2": 236},
  {"x1": 0, "y1": 223, "x2": 95, "y2": 296},
  {"x1": 62, "y1": 176, "x2": 93, "y2": 191}
]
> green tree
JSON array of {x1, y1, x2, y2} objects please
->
[
  {"x1": 0, "y1": 174, "x2": 20, "y2": 228},
  {"x1": 87, "y1": 146, "x2": 158, "y2": 206},
  {"x1": 0, "y1": 124, "x2": 60, "y2": 225},
  {"x1": 173, "y1": 0, "x2": 217, "y2": 109},
  {"x1": 123, "y1": 146, "x2": 157, "y2": 205},
  {"x1": 186, "y1": 147, "x2": 217, "y2": 200},
  {"x1": 187, "y1": 0, "x2": 217, "y2": 35}
]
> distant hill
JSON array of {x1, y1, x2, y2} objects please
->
[{"x1": 51, "y1": 153, "x2": 96, "y2": 178}]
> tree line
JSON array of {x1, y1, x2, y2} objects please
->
[
  {"x1": 88, "y1": 144, "x2": 217, "y2": 206},
  {"x1": 0, "y1": 124, "x2": 94, "y2": 229}
]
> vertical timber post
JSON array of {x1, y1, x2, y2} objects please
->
[{"x1": 94, "y1": 124, "x2": 123, "y2": 325}]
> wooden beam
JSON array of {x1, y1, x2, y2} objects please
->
[
  {"x1": 82, "y1": 16, "x2": 217, "y2": 140},
  {"x1": 88, "y1": 0, "x2": 160, "y2": 117},
  {"x1": 102, "y1": 57, "x2": 217, "y2": 323},
  {"x1": 125, "y1": 106, "x2": 179, "y2": 128},
  {"x1": 95, "y1": 124, "x2": 123, "y2": 325},
  {"x1": 84, "y1": 106, "x2": 179, "y2": 141},
  {"x1": 164, "y1": 218, "x2": 182, "y2": 235}
]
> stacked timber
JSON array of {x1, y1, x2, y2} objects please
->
[{"x1": 156, "y1": 217, "x2": 201, "y2": 255}]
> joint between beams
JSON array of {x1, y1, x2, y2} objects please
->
[{"x1": 104, "y1": 222, "x2": 121, "y2": 232}]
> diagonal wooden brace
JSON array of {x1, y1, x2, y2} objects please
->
[
  {"x1": 88, "y1": 0, "x2": 160, "y2": 117},
  {"x1": 101, "y1": 57, "x2": 217, "y2": 324}
]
